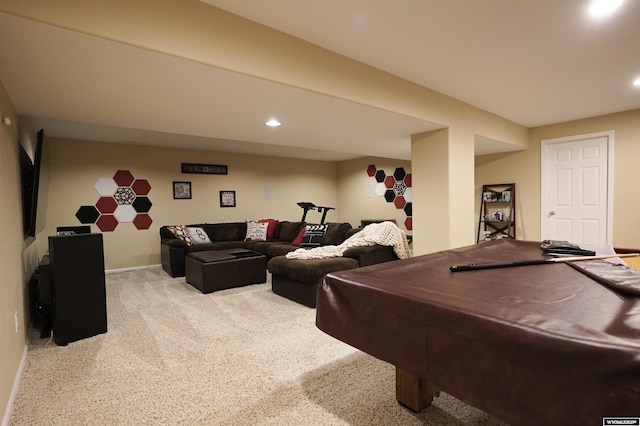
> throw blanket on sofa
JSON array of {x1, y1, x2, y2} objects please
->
[{"x1": 285, "y1": 221, "x2": 412, "y2": 260}]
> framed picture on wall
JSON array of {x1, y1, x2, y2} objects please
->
[
  {"x1": 173, "y1": 181, "x2": 192, "y2": 199},
  {"x1": 220, "y1": 190, "x2": 236, "y2": 207}
]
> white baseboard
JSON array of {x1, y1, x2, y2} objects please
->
[
  {"x1": 2, "y1": 345, "x2": 28, "y2": 426},
  {"x1": 105, "y1": 264, "x2": 161, "y2": 274}
]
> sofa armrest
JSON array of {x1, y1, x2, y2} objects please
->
[
  {"x1": 161, "y1": 238, "x2": 188, "y2": 248},
  {"x1": 342, "y1": 245, "x2": 398, "y2": 267}
]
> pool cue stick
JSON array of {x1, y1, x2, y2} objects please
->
[{"x1": 449, "y1": 252, "x2": 640, "y2": 272}]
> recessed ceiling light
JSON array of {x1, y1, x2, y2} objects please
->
[
  {"x1": 589, "y1": 0, "x2": 623, "y2": 17},
  {"x1": 265, "y1": 119, "x2": 281, "y2": 127},
  {"x1": 633, "y1": 77, "x2": 640, "y2": 87}
]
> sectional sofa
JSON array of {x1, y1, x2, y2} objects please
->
[{"x1": 159, "y1": 219, "x2": 403, "y2": 307}]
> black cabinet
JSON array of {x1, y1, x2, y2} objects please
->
[{"x1": 48, "y1": 233, "x2": 107, "y2": 345}]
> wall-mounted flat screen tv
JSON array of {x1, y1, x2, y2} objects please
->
[{"x1": 20, "y1": 128, "x2": 47, "y2": 237}]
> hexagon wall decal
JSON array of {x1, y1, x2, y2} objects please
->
[
  {"x1": 366, "y1": 165, "x2": 412, "y2": 232},
  {"x1": 76, "y1": 205, "x2": 100, "y2": 224},
  {"x1": 384, "y1": 175, "x2": 395, "y2": 189},
  {"x1": 133, "y1": 214, "x2": 153, "y2": 230},
  {"x1": 113, "y1": 170, "x2": 135, "y2": 186},
  {"x1": 96, "y1": 215, "x2": 118, "y2": 232},
  {"x1": 384, "y1": 189, "x2": 396, "y2": 203},
  {"x1": 393, "y1": 167, "x2": 406, "y2": 181},
  {"x1": 403, "y1": 188, "x2": 413, "y2": 202},
  {"x1": 393, "y1": 181, "x2": 406, "y2": 196},
  {"x1": 394, "y1": 196, "x2": 407, "y2": 209},
  {"x1": 96, "y1": 196, "x2": 118, "y2": 214},
  {"x1": 131, "y1": 179, "x2": 151, "y2": 195},
  {"x1": 132, "y1": 197, "x2": 152, "y2": 213},
  {"x1": 94, "y1": 178, "x2": 118, "y2": 196},
  {"x1": 404, "y1": 202, "x2": 413, "y2": 217},
  {"x1": 77, "y1": 170, "x2": 153, "y2": 232},
  {"x1": 114, "y1": 205, "x2": 137, "y2": 223},
  {"x1": 114, "y1": 187, "x2": 136, "y2": 205}
]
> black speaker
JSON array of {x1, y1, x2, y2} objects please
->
[{"x1": 48, "y1": 233, "x2": 107, "y2": 345}]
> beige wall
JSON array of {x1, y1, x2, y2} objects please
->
[
  {"x1": 0, "y1": 82, "x2": 31, "y2": 424},
  {"x1": 40, "y1": 138, "x2": 340, "y2": 270},
  {"x1": 337, "y1": 157, "x2": 412, "y2": 232},
  {"x1": 0, "y1": 1, "x2": 530, "y2": 257},
  {"x1": 475, "y1": 108, "x2": 640, "y2": 247}
]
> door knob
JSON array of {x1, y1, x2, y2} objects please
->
[{"x1": 549, "y1": 210, "x2": 555, "y2": 216}]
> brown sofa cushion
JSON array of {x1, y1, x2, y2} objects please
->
[
  {"x1": 322, "y1": 222, "x2": 353, "y2": 245},
  {"x1": 204, "y1": 223, "x2": 241, "y2": 242},
  {"x1": 267, "y1": 256, "x2": 358, "y2": 286},
  {"x1": 278, "y1": 221, "x2": 305, "y2": 242}
]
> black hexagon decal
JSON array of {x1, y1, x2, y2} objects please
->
[
  {"x1": 384, "y1": 189, "x2": 396, "y2": 203},
  {"x1": 132, "y1": 197, "x2": 153, "y2": 213},
  {"x1": 393, "y1": 167, "x2": 406, "y2": 181},
  {"x1": 76, "y1": 205, "x2": 100, "y2": 224}
]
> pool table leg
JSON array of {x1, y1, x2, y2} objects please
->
[{"x1": 395, "y1": 367, "x2": 440, "y2": 412}]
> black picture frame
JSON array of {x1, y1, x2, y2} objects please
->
[
  {"x1": 219, "y1": 190, "x2": 236, "y2": 207},
  {"x1": 173, "y1": 181, "x2": 192, "y2": 199},
  {"x1": 181, "y1": 163, "x2": 228, "y2": 175}
]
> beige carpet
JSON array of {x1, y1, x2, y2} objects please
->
[{"x1": 10, "y1": 268, "x2": 508, "y2": 425}]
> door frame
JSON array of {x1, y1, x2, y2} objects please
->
[{"x1": 540, "y1": 131, "x2": 614, "y2": 245}]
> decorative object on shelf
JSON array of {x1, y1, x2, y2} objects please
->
[
  {"x1": 366, "y1": 164, "x2": 413, "y2": 230},
  {"x1": 477, "y1": 183, "x2": 516, "y2": 243},
  {"x1": 181, "y1": 163, "x2": 228, "y2": 175},
  {"x1": 173, "y1": 181, "x2": 191, "y2": 199},
  {"x1": 220, "y1": 190, "x2": 236, "y2": 207},
  {"x1": 75, "y1": 169, "x2": 153, "y2": 232}
]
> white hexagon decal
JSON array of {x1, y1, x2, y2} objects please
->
[
  {"x1": 403, "y1": 187, "x2": 413, "y2": 202},
  {"x1": 375, "y1": 182, "x2": 387, "y2": 197},
  {"x1": 94, "y1": 178, "x2": 118, "y2": 196},
  {"x1": 113, "y1": 205, "x2": 137, "y2": 223}
]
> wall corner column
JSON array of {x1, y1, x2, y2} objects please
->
[{"x1": 411, "y1": 127, "x2": 475, "y2": 255}]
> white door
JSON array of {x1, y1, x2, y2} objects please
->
[{"x1": 541, "y1": 132, "x2": 613, "y2": 245}]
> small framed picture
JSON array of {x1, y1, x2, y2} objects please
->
[
  {"x1": 173, "y1": 181, "x2": 192, "y2": 199},
  {"x1": 220, "y1": 190, "x2": 236, "y2": 207},
  {"x1": 483, "y1": 191, "x2": 496, "y2": 202}
]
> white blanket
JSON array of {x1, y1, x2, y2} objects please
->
[{"x1": 285, "y1": 221, "x2": 412, "y2": 260}]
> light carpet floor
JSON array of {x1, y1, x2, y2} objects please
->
[{"x1": 10, "y1": 268, "x2": 508, "y2": 425}]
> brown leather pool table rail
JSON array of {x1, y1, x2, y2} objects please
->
[{"x1": 316, "y1": 239, "x2": 640, "y2": 425}]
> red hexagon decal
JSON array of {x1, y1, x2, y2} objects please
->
[
  {"x1": 133, "y1": 214, "x2": 153, "y2": 230},
  {"x1": 366, "y1": 164, "x2": 377, "y2": 177},
  {"x1": 384, "y1": 175, "x2": 396, "y2": 189},
  {"x1": 113, "y1": 170, "x2": 135, "y2": 187},
  {"x1": 404, "y1": 216, "x2": 413, "y2": 230},
  {"x1": 132, "y1": 179, "x2": 151, "y2": 195},
  {"x1": 95, "y1": 196, "x2": 118, "y2": 214},
  {"x1": 394, "y1": 196, "x2": 407, "y2": 209},
  {"x1": 96, "y1": 214, "x2": 119, "y2": 232},
  {"x1": 404, "y1": 173, "x2": 412, "y2": 187}
]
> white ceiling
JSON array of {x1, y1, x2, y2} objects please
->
[
  {"x1": 205, "y1": 0, "x2": 640, "y2": 127},
  {"x1": 1, "y1": 1, "x2": 639, "y2": 161}
]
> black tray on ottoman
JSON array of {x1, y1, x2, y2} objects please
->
[{"x1": 185, "y1": 249, "x2": 267, "y2": 294}]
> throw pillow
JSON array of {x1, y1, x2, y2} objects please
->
[
  {"x1": 167, "y1": 225, "x2": 194, "y2": 246},
  {"x1": 301, "y1": 224, "x2": 328, "y2": 247},
  {"x1": 259, "y1": 219, "x2": 279, "y2": 239},
  {"x1": 291, "y1": 227, "x2": 306, "y2": 246},
  {"x1": 245, "y1": 221, "x2": 268, "y2": 241},
  {"x1": 186, "y1": 226, "x2": 212, "y2": 245}
]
